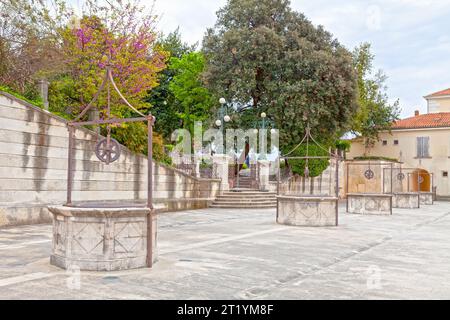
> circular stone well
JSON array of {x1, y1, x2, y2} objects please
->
[{"x1": 49, "y1": 206, "x2": 157, "y2": 271}]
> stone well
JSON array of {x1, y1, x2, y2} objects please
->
[
  {"x1": 276, "y1": 196, "x2": 338, "y2": 227},
  {"x1": 392, "y1": 192, "x2": 420, "y2": 209},
  {"x1": 347, "y1": 193, "x2": 392, "y2": 215},
  {"x1": 419, "y1": 192, "x2": 434, "y2": 205},
  {"x1": 49, "y1": 206, "x2": 157, "y2": 271}
]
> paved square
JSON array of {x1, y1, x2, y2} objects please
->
[{"x1": 1, "y1": 202, "x2": 450, "y2": 299}]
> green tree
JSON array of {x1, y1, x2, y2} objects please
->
[
  {"x1": 145, "y1": 28, "x2": 196, "y2": 140},
  {"x1": 55, "y1": 0, "x2": 169, "y2": 162},
  {"x1": 169, "y1": 52, "x2": 215, "y2": 134},
  {"x1": 202, "y1": 0, "x2": 358, "y2": 153},
  {"x1": 352, "y1": 43, "x2": 400, "y2": 151}
]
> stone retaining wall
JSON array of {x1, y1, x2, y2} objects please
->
[{"x1": 0, "y1": 92, "x2": 221, "y2": 227}]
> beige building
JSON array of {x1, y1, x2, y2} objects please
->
[{"x1": 347, "y1": 88, "x2": 450, "y2": 198}]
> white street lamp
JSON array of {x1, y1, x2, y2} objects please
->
[
  {"x1": 215, "y1": 119, "x2": 222, "y2": 127},
  {"x1": 261, "y1": 112, "x2": 267, "y2": 118},
  {"x1": 219, "y1": 98, "x2": 226, "y2": 105},
  {"x1": 253, "y1": 129, "x2": 258, "y2": 135},
  {"x1": 270, "y1": 128, "x2": 277, "y2": 134},
  {"x1": 224, "y1": 115, "x2": 231, "y2": 123}
]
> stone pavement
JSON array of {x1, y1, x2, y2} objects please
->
[{"x1": 1, "y1": 202, "x2": 450, "y2": 299}]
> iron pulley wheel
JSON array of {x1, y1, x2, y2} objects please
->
[
  {"x1": 397, "y1": 172, "x2": 405, "y2": 181},
  {"x1": 95, "y1": 138, "x2": 121, "y2": 164},
  {"x1": 364, "y1": 169, "x2": 374, "y2": 180}
]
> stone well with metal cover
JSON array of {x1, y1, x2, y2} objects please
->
[
  {"x1": 276, "y1": 126, "x2": 340, "y2": 227},
  {"x1": 49, "y1": 63, "x2": 157, "y2": 271},
  {"x1": 345, "y1": 161, "x2": 395, "y2": 215}
]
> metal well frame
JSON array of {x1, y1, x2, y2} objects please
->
[
  {"x1": 64, "y1": 64, "x2": 155, "y2": 267},
  {"x1": 345, "y1": 161, "x2": 395, "y2": 215},
  {"x1": 276, "y1": 126, "x2": 341, "y2": 226},
  {"x1": 382, "y1": 166, "x2": 435, "y2": 206}
]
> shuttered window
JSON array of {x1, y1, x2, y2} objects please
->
[{"x1": 416, "y1": 137, "x2": 430, "y2": 158}]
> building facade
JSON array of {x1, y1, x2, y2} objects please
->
[{"x1": 347, "y1": 88, "x2": 450, "y2": 198}]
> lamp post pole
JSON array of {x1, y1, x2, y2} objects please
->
[
  {"x1": 259, "y1": 112, "x2": 267, "y2": 160},
  {"x1": 216, "y1": 98, "x2": 230, "y2": 154}
]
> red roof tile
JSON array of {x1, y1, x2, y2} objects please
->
[
  {"x1": 392, "y1": 112, "x2": 450, "y2": 129},
  {"x1": 425, "y1": 88, "x2": 450, "y2": 98}
]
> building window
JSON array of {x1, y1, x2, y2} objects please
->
[
  {"x1": 394, "y1": 140, "x2": 399, "y2": 145},
  {"x1": 416, "y1": 137, "x2": 430, "y2": 158},
  {"x1": 444, "y1": 171, "x2": 449, "y2": 178},
  {"x1": 382, "y1": 140, "x2": 387, "y2": 146}
]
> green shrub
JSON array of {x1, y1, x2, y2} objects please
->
[
  {"x1": 287, "y1": 144, "x2": 330, "y2": 177},
  {"x1": 0, "y1": 85, "x2": 43, "y2": 108},
  {"x1": 354, "y1": 156, "x2": 398, "y2": 162},
  {"x1": 335, "y1": 139, "x2": 351, "y2": 152},
  {"x1": 48, "y1": 75, "x2": 77, "y2": 118}
]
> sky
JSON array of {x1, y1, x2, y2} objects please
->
[{"x1": 151, "y1": 0, "x2": 450, "y2": 118}]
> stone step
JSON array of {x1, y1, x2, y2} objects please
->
[
  {"x1": 211, "y1": 187, "x2": 278, "y2": 208},
  {"x1": 227, "y1": 188, "x2": 274, "y2": 192},
  {"x1": 217, "y1": 196, "x2": 276, "y2": 200},
  {"x1": 212, "y1": 200, "x2": 277, "y2": 205},
  {"x1": 216, "y1": 195, "x2": 277, "y2": 199},
  {"x1": 221, "y1": 191, "x2": 277, "y2": 197},
  {"x1": 209, "y1": 203, "x2": 276, "y2": 208}
]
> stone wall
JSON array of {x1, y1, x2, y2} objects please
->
[{"x1": 0, "y1": 92, "x2": 221, "y2": 227}]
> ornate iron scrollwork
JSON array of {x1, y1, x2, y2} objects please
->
[{"x1": 364, "y1": 169, "x2": 374, "y2": 180}]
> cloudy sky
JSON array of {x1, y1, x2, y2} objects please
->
[{"x1": 150, "y1": 0, "x2": 450, "y2": 118}]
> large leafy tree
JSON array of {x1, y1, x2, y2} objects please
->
[
  {"x1": 169, "y1": 52, "x2": 215, "y2": 134},
  {"x1": 145, "y1": 29, "x2": 196, "y2": 140},
  {"x1": 62, "y1": 10, "x2": 166, "y2": 115},
  {"x1": 56, "y1": 0, "x2": 169, "y2": 162},
  {"x1": 202, "y1": 0, "x2": 358, "y2": 153},
  {"x1": 352, "y1": 43, "x2": 400, "y2": 150}
]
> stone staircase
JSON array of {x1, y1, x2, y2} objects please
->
[
  {"x1": 234, "y1": 168, "x2": 254, "y2": 189},
  {"x1": 209, "y1": 189, "x2": 277, "y2": 208},
  {"x1": 235, "y1": 176, "x2": 253, "y2": 189}
]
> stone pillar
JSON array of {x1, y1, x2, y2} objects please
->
[
  {"x1": 38, "y1": 79, "x2": 49, "y2": 110},
  {"x1": 213, "y1": 154, "x2": 230, "y2": 192},
  {"x1": 195, "y1": 159, "x2": 201, "y2": 178},
  {"x1": 89, "y1": 108, "x2": 101, "y2": 134},
  {"x1": 258, "y1": 160, "x2": 270, "y2": 191}
]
